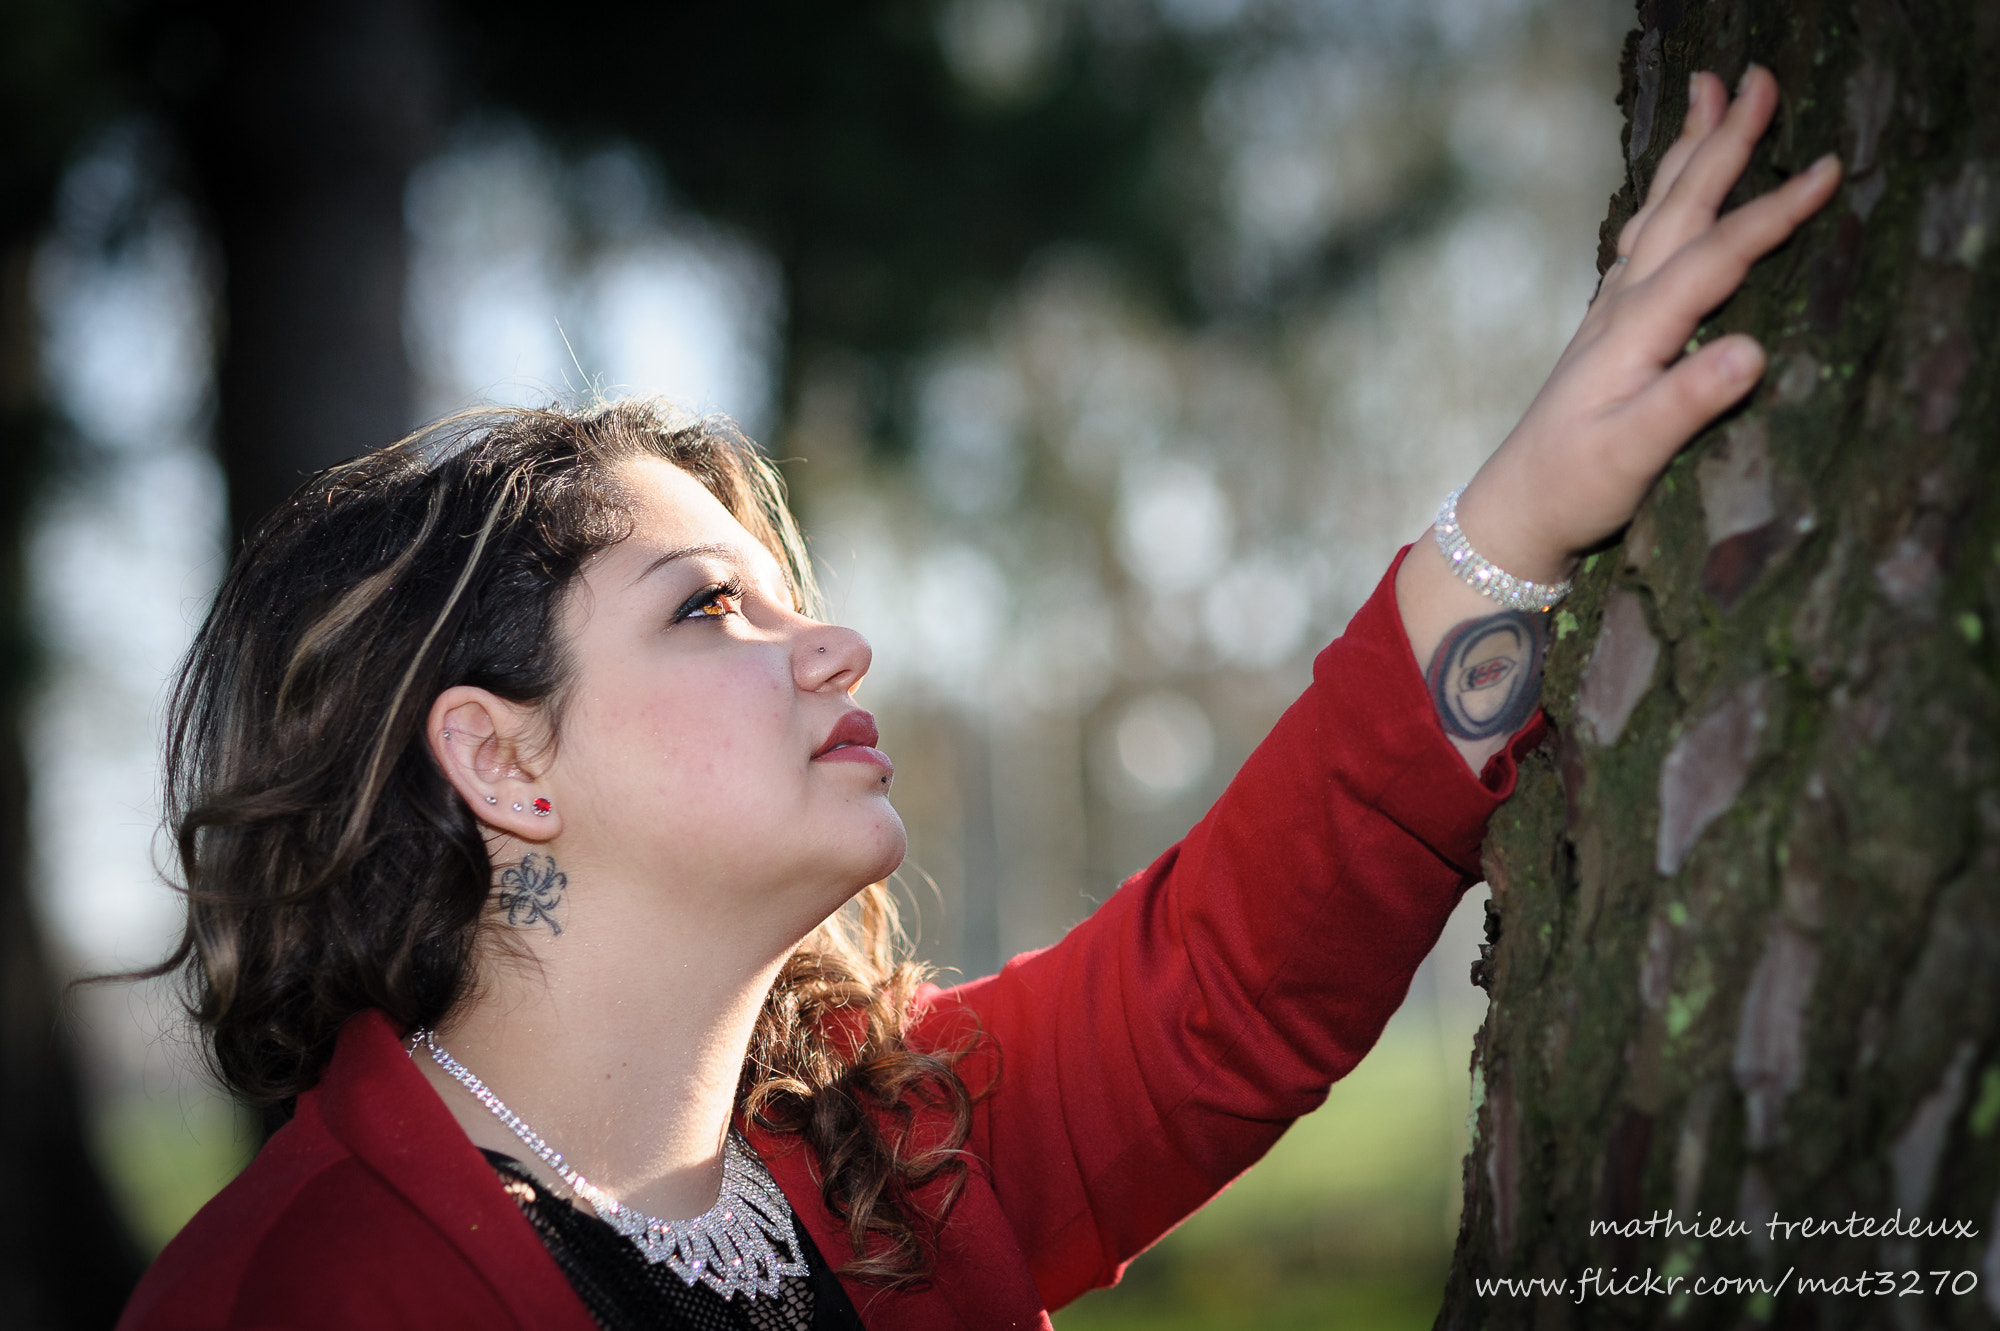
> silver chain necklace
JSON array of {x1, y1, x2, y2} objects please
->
[{"x1": 412, "y1": 1029, "x2": 808, "y2": 1300}]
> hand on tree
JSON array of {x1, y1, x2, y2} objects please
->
[
  {"x1": 1396, "y1": 66, "x2": 1841, "y2": 775},
  {"x1": 1455, "y1": 65, "x2": 1843, "y2": 586}
]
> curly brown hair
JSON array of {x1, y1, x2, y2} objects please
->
[{"x1": 152, "y1": 399, "x2": 971, "y2": 1283}]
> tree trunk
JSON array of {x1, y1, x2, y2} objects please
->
[
  {"x1": 1440, "y1": 1, "x2": 2000, "y2": 1326},
  {"x1": 177, "y1": 0, "x2": 438, "y2": 539}
]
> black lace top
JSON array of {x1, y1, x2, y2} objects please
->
[{"x1": 483, "y1": 1152, "x2": 868, "y2": 1331}]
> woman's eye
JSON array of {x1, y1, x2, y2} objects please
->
[{"x1": 678, "y1": 581, "x2": 745, "y2": 623}]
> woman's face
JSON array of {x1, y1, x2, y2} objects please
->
[{"x1": 533, "y1": 456, "x2": 904, "y2": 937}]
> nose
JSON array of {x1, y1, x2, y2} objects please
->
[{"x1": 795, "y1": 621, "x2": 873, "y2": 695}]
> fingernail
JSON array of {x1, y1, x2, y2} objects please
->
[
  {"x1": 1721, "y1": 341, "x2": 1762, "y2": 379},
  {"x1": 1689, "y1": 73, "x2": 1701, "y2": 104},
  {"x1": 1813, "y1": 152, "x2": 1841, "y2": 176}
]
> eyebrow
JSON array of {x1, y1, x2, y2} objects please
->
[{"x1": 626, "y1": 542, "x2": 745, "y2": 588}]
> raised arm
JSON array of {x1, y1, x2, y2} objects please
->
[
  {"x1": 917, "y1": 66, "x2": 1840, "y2": 1314},
  {"x1": 1399, "y1": 67, "x2": 1841, "y2": 772},
  {"x1": 921, "y1": 555, "x2": 1541, "y2": 1311}
]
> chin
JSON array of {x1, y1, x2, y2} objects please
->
[
  {"x1": 782, "y1": 808, "x2": 906, "y2": 908},
  {"x1": 855, "y1": 806, "x2": 908, "y2": 885},
  {"x1": 822, "y1": 803, "x2": 906, "y2": 900},
  {"x1": 792, "y1": 825, "x2": 907, "y2": 945}
]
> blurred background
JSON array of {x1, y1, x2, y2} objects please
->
[{"x1": 4, "y1": 0, "x2": 1628, "y2": 1325}]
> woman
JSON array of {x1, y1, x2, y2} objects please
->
[{"x1": 121, "y1": 71, "x2": 1837, "y2": 1330}]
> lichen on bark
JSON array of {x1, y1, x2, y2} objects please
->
[{"x1": 1439, "y1": 1, "x2": 2000, "y2": 1327}]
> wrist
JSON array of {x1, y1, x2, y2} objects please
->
[
  {"x1": 1396, "y1": 538, "x2": 1546, "y2": 778},
  {"x1": 1435, "y1": 488, "x2": 1575, "y2": 610},
  {"x1": 1455, "y1": 455, "x2": 1589, "y2": 584}
]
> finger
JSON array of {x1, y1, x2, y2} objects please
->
[
  {"x1": 1603, "y1": 79, "x2": 1718, "y2": 301},
  {"x1": 1619, "y1": 154, "x2": 1843, "y2": 358},
  {"x1": 1616, "y1": 72, "x2": 1726, "y2": 257},
  {"x1": 1626, "y1": 67, "x2": 1782, "y2": 273},
  {"x1": 1637, "y1": 74, "x2": 1722, "y2": 211},
  {"x1": 1609, "y1": 334, "x2": 1767, "y2": 455}
]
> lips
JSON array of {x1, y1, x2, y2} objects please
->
[{"x1": 812, "y1": 710, "x2": 893, "y2": 775}]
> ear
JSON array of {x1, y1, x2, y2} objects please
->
[{"x1": 427, "y1": 686, "x2": 565, "y2": 842}]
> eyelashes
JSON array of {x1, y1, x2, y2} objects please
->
[{"x1": 673, "y1": 577, "x2": 748, "y2": 624}]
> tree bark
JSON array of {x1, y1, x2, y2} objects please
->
[{"x1": 1441, "y1": 1, "x2": 2000, "y2": 1327}]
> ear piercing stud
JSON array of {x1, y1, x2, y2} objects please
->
[
  {"x1": 512, "y1": 803, "x2": 523, "y2": 812},
  {"x1": 484, "y1": 795, "x2": 498, "y2": 804},
  {"x1": 532, "y1": 798, "x2": 552, "y2": 817}
]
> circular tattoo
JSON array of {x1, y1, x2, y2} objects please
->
[{"x1": 1426, "y1": 610, "x2": 1546, "y2": 741}]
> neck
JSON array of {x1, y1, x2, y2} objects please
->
[{"x1": 416, "y1": 849, "x2": 804, "y2": 1222}]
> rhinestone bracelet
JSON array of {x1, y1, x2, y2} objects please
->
[{"x1": 1432, "y1": 488, "x2": 1571, "y2": 613}]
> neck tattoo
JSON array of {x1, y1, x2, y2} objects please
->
[{"x1": 496, "y1": 853, "x2": 568, "y2": 934}]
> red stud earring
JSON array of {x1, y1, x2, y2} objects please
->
[{"x1": 532, "y1": 798, "x2": 553, "y2": 816}]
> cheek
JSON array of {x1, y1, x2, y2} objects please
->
[{"x1": 572, "y1": 653, "x2": 798, "y2": 813}]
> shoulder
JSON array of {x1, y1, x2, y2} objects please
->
[
  {"x1": 120, "y1": 1106, "x2": 515, "y2": 1331},
  {"x1": 119, "y1": 1012, "x2": 590, "y2": 1331}
]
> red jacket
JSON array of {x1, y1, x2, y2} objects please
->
[{"x1": 119, "y1": 551, "x2": 1540, "y2": 1330}]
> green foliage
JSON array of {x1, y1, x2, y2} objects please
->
[
  {"x1": 446, "y1": 0, "x2": 1220, "y2": 451},
  {"x1": 0, "y1": 0, "x2": 115, "y2": 231}
]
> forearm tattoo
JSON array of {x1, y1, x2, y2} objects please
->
[
  {"x1": 497, "y1": 853, "x2": 568, "y2": 935},
  {"x1": 1426, "y1": 610, "x2": 1547, "y2": 741}
]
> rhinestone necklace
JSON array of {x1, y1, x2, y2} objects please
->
[{"x1": 413, "y1": 1029, "x2": 807, "y2": 1299}]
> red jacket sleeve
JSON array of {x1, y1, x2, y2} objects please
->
[{"x1": 909, "y1": 547, "x2": 1544, "y2": 1312}]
